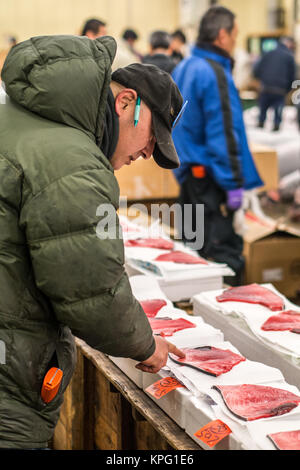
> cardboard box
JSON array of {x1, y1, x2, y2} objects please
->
[
  {"x1": 243, "y1": 212, "x2": 300, "y2": 299},
  {"x1": 116, "y1": 156, "x2": 179, "y2": 200},
  {"x1": 116, "y1": 145, "x2": 277, "y2": 200},
  {"x1": 249, "y1": 144, "x2": 279, "y2": 192}
]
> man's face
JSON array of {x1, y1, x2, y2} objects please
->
[
  {"x1": 97, "y1": 25, "x2": 107, "y2": 37},
  {"x1": 171, "y1": 37, "x2": 184, "y2": 53},
  {"x1": 215, "y1": 20, "x2": 239, "y2": 55},
  {"x1": 110, "y1": 93, "x2": 156, "y2": 171},
  {"x1": 86, "y1": 25, "x2": 107, "y2": 39}
]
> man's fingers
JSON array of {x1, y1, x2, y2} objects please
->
[
  {"x1": 135, "y1": 363, "x2": 160, "y2": 374},
  {"x1": 167, "y1": 341, "x2": 186, "y2": 359}
]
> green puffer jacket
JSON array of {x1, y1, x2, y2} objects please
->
[{"x1": 0, "y1": 35, "x2": 155, "y2": 448}]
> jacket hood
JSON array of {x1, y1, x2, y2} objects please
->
[{"x1": 1, "y1": 35, "x2": 117, "y2": 144}]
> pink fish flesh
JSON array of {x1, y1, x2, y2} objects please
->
[
  {"x1": 169, "y1": 346, "x2": 246, "y2": 377},
  {"x1": 139, "y1": 299, "x2": 167, "y2": 318},
  {"x1": 149, "y1": 317, "x2": 196, "y2": 337},
  {"x1": 155, "y1": 251, "x2": 208, "y2": 265},
  {"x1": 213, "y1": 384, "x2": 300, "y2": 421},
  {"x1": 268, "y1": 430, "x2": 300, "y2": 450},
  {"x1": 124, "y1": 238, "x2": 174, "y2": 250},
  {"x1": 216, "y1": 284, "x2": 284, "y2": 311},
  {"x1": 261, "y1": 311, "x2": 300, "y2": 334}
]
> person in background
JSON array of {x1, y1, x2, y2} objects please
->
[
  {"x1": 112, "y1": 29, "x2": 142, "y2": 71},
  {"x1": 81, "y1": 18, "x2": 107, "y2": 38},
  {"x1": 253, "y1": 36, "x2": 296, "y2": 131},
  {"x1": 0, "y1": 36, "x2": 18, "y2": 82},
  {"x1": 123, "y1": 29, "x2": 144, "y2": 62},
  {"x1": 172, "y1": 6, "x2": 263, "y2": 285},
  {"x1": 9, "y1": 37, "x2": 17, "y2": 48},
  {"x1": 142, "y1": 30, "x2": 176, "y2": 74},
  {"x1": 170, "y1": 29, "x2": 187, "y2": 65}
]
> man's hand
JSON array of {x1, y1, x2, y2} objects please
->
[
  {"x1": 226, "y1": 188, "x2": 244, "y2": 211},
  {"x1": 135, "y1": 336, "x2": 186, "y2": 374}
]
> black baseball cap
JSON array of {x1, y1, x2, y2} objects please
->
[{"x1": 111, "y1": 63, "x2": 183, "y2": 169}]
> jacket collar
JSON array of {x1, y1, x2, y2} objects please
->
[
  {"x1": 192, "y1": 43, "x2": 234, "y2": 71},
  {"x1": 277, "y1": 42, "x2": 293, "y2": 55},
  {"x1": 100, "y1": 88, "x2": 119, "y2": 160}
]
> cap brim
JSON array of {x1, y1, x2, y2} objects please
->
[{"x1": 152, "y1": 113, "x2": 180, "y2": 170}]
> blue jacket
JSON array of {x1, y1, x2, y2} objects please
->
[
  {"x1": 172, "y1": 45, "x2": 263, "y2": 190},
  {"x1": 253, "y1": 43, "x2": 296, "y2": 93}
]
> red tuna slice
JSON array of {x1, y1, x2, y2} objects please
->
[
  {"x1": 139, "y1": 299, "x2": 167, "y2": 318},
  {"x1": 268, "y1": 430, "x2": 300, "y2": 450},
  {"x1": 169, "y1": 346, "x2": 246, "y2": 377},
  {"x1": 124, "y1": 238, "x2": 174, "y2": 250},
  {"x1": 213, "y1": 384, "x2": 300, "y2": 421},
  {"x1": 216, "y1": 284, "x2": 284, "y2": 311},
  {"x1": 261, "y1": 311, "x2": 300, "y2": 334},
  {"x1": 148, "y1": 317, "x2": 196, "y2": 337},
  {"x1": 154, "y1": 251, "x2": 208, "y2": 265}
]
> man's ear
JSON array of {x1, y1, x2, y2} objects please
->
[
  {"x1": 114, "y1": 89, "x2": 138, "y2": 117},
  {"x1": 217, "y1": 28, "x2": 227, "y2": 46}
]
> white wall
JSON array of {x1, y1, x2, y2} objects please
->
[{"x1": 0, "y1": 0, "x2": 180, "y2": 52}]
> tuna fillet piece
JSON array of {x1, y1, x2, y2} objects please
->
[
  {"x1": 213, "y1": 384, "x2": 300, "y2": 421},
  {"x1": 216, "y1": 284, "x2": 284, "y2": 311},
  {"x1": 268, "y1": 430, "x2": 300, "y2": 450},
  {"x1": 169, "y1": 346, "x2": 246, "y2": 377},
  {"x1": 124, "y1": 238, "x2": 174, "y2": 250},
  {"x1": 139, "y1": 299, "x2": 167, "y2": 318},
  {"x1": 155, "y1": 251, "x2": 208, "y2": 265},
  {"x1": 261, "y1": 311, "x2": 300, "y2": 334},
  {"x1": 149, "y1": 317, "x2": 196, "y2": 337}
]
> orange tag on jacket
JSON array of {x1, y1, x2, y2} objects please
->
[
  {"x1": 145, "y1": 377, "x2": 185, "y2": 399},
  {"x1": 41, "y1": 367, "x2": 63, "y2": 404},
  {"x1": 194, "y1": 420, "x2": 232, "y2": 448},
  {"x1": 192, "y1": 166, "x2": 206, "y2": 179}
]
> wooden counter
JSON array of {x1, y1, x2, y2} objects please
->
[{"x1": 53, "y1": 338, "x2": 200, "y2": 451}]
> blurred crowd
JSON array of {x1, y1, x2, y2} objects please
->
[{"x1": 0, "y1": 18, "x2": 188, "y2": 78}]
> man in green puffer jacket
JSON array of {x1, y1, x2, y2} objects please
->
[{"x1": 0, "y1": 35, "x2": 185, "y2": 449}]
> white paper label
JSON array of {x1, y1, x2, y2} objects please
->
[{"x1": 262, "y1": 268, "x2": 283, "y2": 282}]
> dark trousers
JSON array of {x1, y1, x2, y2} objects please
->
[
  {"x1": 258, "y1": 92, "x2": 285, "y2": 128},
  {"x1": 178, "y1": 172, "x2": 245, "y2": 285}
]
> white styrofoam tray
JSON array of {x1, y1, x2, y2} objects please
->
[
  {"x1": 142, "y1": 370, "x2": 193, "y2": 429},
  {"x1": 108, "y1": 314, "x2": 224, "y2": 388},
  {"x1": 185, "y1": 395, "x2": 258, "y2": 450},
  {"x1": 192, "y1": 290, "x2": 300, "y2": 390},
  {"x1": 166, "y1": 342, "x2": 284, "y2": 397},
  {"x1": 109, "y1": 356, "x2": 144, "y2": 388}
]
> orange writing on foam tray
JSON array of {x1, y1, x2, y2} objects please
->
[
  {"x1": 194, "y1": 420, "x2": 232, "y2": 448},
  {"x1": 145, "y1": 377, "x2": 185, "y2": 399}
]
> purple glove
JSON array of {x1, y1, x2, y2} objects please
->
[{"x1": 226, "y1": 188, "x2": 244, "y2": 211}]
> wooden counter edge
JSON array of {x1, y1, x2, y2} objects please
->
[{"x1": 75, "y1": 337, "x2": 201, "y2": 451}]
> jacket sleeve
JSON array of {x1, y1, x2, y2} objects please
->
[
  {"x1": 20, "y1": 166, "x2": 155, "y2": 362},
  {"x1": 196, "y1": 65, "x2": 244, "y2": 190}
]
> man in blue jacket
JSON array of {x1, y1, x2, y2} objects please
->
[
  {"x1": 172, "y1": 6, "x2": 263, "y2": 284},
  {"x1": 254, "y1": 36, "x2": 296, "y2": 131}
]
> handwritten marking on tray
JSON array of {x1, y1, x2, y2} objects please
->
[
  {"x1": 145, "y1": 377, "x2": 185, "y2": 399},
  {"x1": 194, "y1": 420, "x2": 232, "y2": 448}
]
